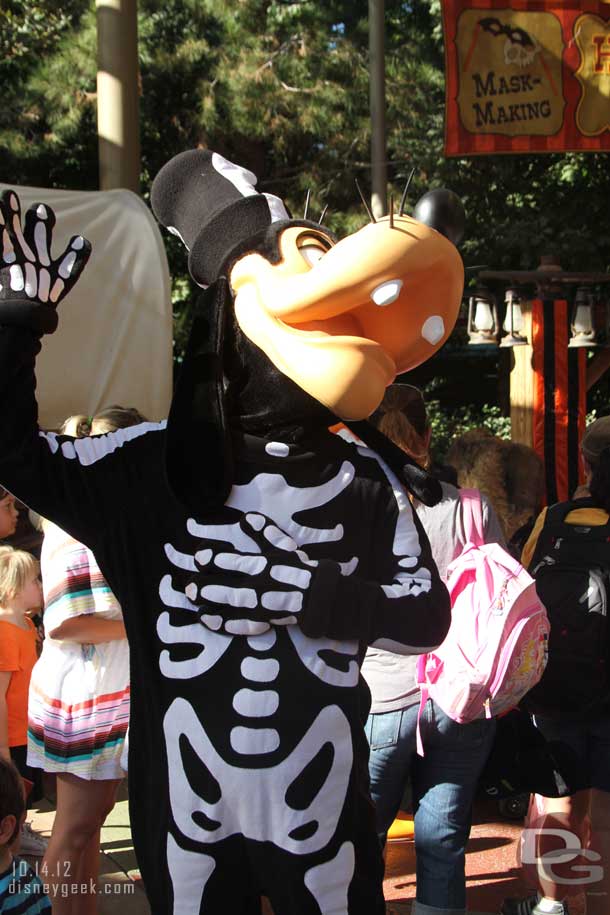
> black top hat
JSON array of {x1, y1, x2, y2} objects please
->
[{"x1": 150, "y1": 149, "x2": 289, "y2": 287}]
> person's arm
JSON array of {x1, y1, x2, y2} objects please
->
[
  {"x1": 0, "y1": 191, "x2": 90, "y2": 528},
  {"x1": 481, "y1": 494, "x2": 507, "y2": 547},
  {"x1": 310, "y1": 489, "x2": 450, "y2": 652},
  {"x1": 43, "y1": 538, "x2": 126, "y2": 643},
  {"x1": 296, "y1": 548, "x2": 450, "y2": 652},
  {"x1": 166, "y1": 500, "x2": 450, "y2": 654},
  {"x1": 521, "y1": 508, "x2": 548, "y2": 570},
  {"x1": 47, "y1": 615, "x2": 126, "y2": 643},
  {"x1": 0, "y1": 672, "x2": 12, "y2": 762},
  {"x1": 0, "y1": 192, "x2": 161, "y2": 545}
]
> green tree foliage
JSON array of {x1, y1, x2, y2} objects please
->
[
  {"x1": 0, "y1": 1, "x2": 96, "y2": 188},
  {"x1": 1, "y1": 0, "x2": 608, "y2": 373}
]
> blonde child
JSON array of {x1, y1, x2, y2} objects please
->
[{"x1": 0, "y1": 546, "x2": 47, "y2": 856}]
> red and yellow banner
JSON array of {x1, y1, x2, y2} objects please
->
[{"x1": 442, "y1": 0, "x2": 610, "y2": 155}]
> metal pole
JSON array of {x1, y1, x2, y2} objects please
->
[
  {"x1": 96, "y1": 0, "x2": 140, "y2": 192},
  {"x1": 369, "y1": 0, "x2": 387, "y2": 218}
]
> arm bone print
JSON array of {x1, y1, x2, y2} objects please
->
[{"x1": 165, "y1": 510, "x2": 448, "y2": 652}]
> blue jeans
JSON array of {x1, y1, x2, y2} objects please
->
[{"x1": 365, "y1": 699, "x2": 496, "y2": 915}]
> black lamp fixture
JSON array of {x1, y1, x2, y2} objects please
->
[
  {"x1": 467, "y1": 285, "x2": 498, "y2": 345},
  {"x1": 500, "y1": 287, "x2": 528, "y2": 347}
]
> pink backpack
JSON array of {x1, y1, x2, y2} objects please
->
[{"x1": 416, "y1": 489, "x2": 549, "y2": 755}]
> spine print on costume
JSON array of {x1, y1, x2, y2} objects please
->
[{"x1": 0, "y1": 150, "x2": 466, "y2": 913}]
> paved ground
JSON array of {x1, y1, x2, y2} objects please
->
[{"x1": 25, "y1": 789, "x2": 552, "y2": 914}]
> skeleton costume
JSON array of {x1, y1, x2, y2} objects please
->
[{"x1": 0, "y1": 151, "x2": 465, "y2": 914}]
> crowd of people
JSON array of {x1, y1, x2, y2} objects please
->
[{"x1": 1, "y1": 382, "x2": 608, "y2": 915}]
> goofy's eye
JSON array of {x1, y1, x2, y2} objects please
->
[{"x1": 296, "y1": 234, "x2": 331, "y2": 268}]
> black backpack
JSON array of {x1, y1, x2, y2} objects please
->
[{"x1": 522, "y1": 498, "x2": 610, "y2": 720}]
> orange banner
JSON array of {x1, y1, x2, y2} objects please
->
[{"x1": 442, "y1": 0, "x2": 610, "y2": 155}]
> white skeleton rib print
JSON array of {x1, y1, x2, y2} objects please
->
[{"x1": 161, "y1": 457, "x2": 432, "y2": 641}]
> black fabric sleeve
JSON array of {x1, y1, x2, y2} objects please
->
[
  {"x1": 0, "y1": 324, "x2": 158, "y2": 548},
  {"x1": 301, "y1": 556, "x2": 450, "y2": 652},
  {"x1": 300, "y1": 490, "x2": 450, "y2": 652}
]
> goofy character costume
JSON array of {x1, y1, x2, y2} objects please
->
[{"x1": 0, "y1": 150, "x2": 464, "y2": 914}]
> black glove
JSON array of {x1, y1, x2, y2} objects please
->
[{"x1": 0, "y1": 190, "x2": 91, "y2": 335}]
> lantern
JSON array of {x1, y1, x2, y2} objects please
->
[
  {"x1": 500, "y1": 287, "x2": 527, "y2": 347},
  {"x1": 569, "y1": 286, "x2": 599, "y2": 348},
  {"x1": 467, "y1": 286, "x2": 498, "y2": 345}
]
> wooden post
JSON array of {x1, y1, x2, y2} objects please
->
[
  {"x1": 369, "y1": 0, "x2": 387, "y2": 218},
  {"x1": 96, "y1": 0, "x2": 140, "y2": 192},
  {"x1": 509, "y1": 299, "x2": 534, "y2": 447}
]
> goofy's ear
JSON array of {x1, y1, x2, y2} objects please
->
[
  {"x1": 165, "y1": 278, "x2": 233, "y2": 513},
  {"x1": 413, "y1": 189, "x2": 465, "y2": 248}
]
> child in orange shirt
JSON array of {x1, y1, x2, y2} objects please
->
[{"x1": 0, "y1": 546, "x2": 47, "y2": 855}]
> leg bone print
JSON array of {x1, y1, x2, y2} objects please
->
[{"x1": 0, "y1": 191, "x2": 90, "y2": 308}]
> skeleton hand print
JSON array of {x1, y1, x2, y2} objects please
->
[
  {"x1": 0, "y1": 190, "x2": 91, "y2": 317},
  {"x1": 175, "y1": 512, "x2": 323, "y2": 637}
]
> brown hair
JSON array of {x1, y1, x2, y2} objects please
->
[
  {"x1": 582, "y1": 416, "x2": 610, "y2": 467},
  {"x1": 0, "y1": 546, "x2": 40, "y2": 605},
  {"x1": 446, "y1": 430, "x2": 546, "y2": 542},
  {"x1": 90, "y1": 405, "x2": 147, "y2": 435},
  {"x1": 371, "y1": 384, "x2": 430, "y2": 467},
  {"x1": 0, "y1": 758, "x2": 25, "y2": 846}
]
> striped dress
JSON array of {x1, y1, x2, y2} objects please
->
[{"x1": 27, "y1": 523, "x2": 130, "y2": 780}]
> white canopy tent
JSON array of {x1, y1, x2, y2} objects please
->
[{"x1": 0, "y1": 184, "x2": 173, "y2": 430}]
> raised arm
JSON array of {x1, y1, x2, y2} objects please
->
[
  {"x1": 0, "y1": 191, "x2": 157, "y2": 544},
  {"x1": 0, "y1": 191, "x2": 90, "y2": 522}
]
